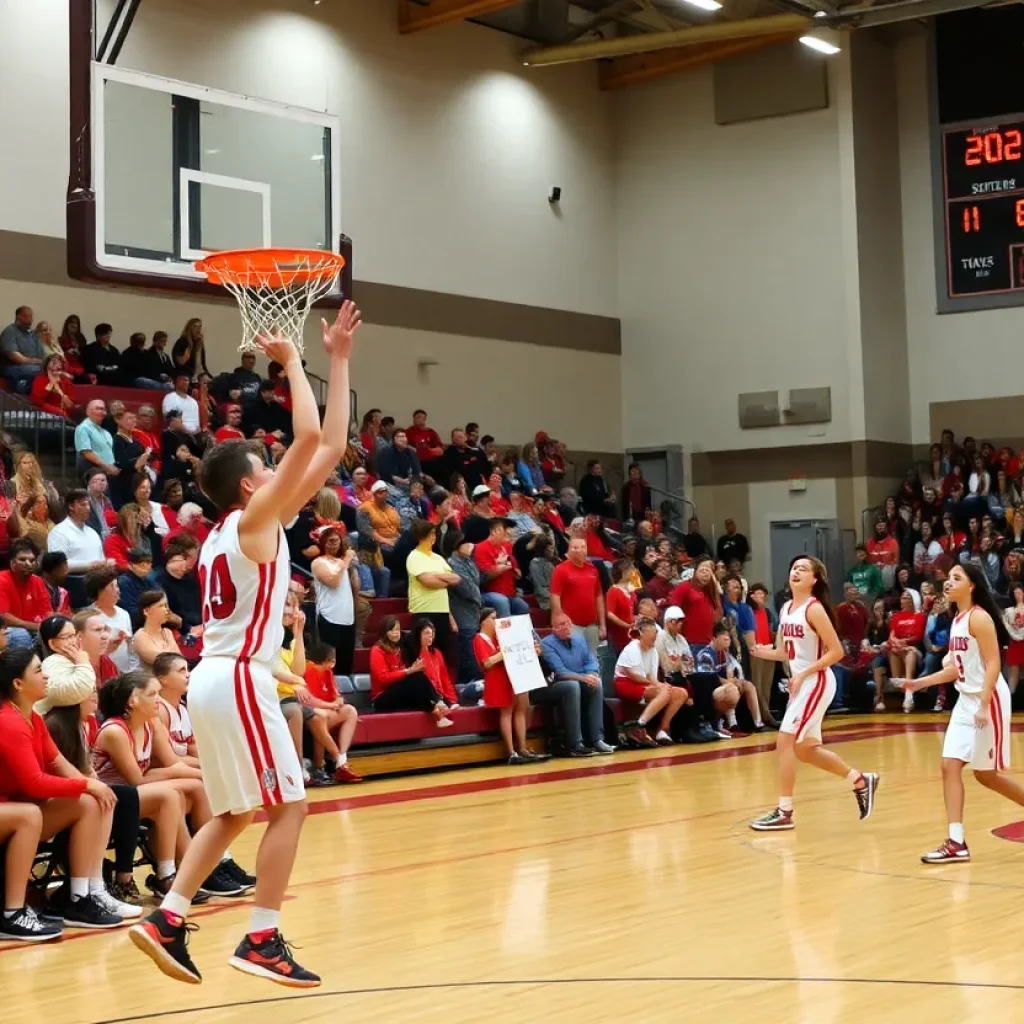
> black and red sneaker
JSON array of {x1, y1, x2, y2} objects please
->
[
  {"x1": 854, "y1": 772, "x2": 880, "y2": 820},
  {"x1": 749, "y1": 807, "x2": 795, "y2": 832},
  {"x1": 229, "y1": 929, "x2": 321, "y2": 988},
  {"x1": 129, "y1": 909, "x2": 202, "y2": 984},
  {"x1": 921, "y1": 838, "x2": 970, "y2": 864}
]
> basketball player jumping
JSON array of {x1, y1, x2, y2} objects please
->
[
  {"x1": 748, "y1": 556, "x2": 880, "y2": 831},
  {"x1": 898, "y1": 562, "x2": 1024, "y2": 863},
  {"x1": 130, "y1": 301, "x2": 360, "y2": 987}
]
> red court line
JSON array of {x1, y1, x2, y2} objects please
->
[{"x1": 259, "y1": 719, "x2": 949, "y2": 822}]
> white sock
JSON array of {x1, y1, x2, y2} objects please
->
[
  {"x1": 2, "y1": 908, "x2": 19, "y2": 918},
  {"x1": 160, "y1": 891, "x2": 191, "y2": 920},
  {"x1": 655, "y1": 730, "x2": 671, "y2": 742},
  {"x1": 846, "y1": 769, "x2": 862, "y2": 785},
  {"x1": 754, "y1": 717, "x2": 764, "y2": 728},
  {"x1": 222, "y1": 848, "x2": 233, "y2": 862},
  {"x1": 726, "y1": 710, "x2": 738, "y2": 727},
  {"x1": 249, "y1": 906, "x2": 280, "y2": 936},
  {"x1": 779, "y1": 796, "x2": 794, "y2": 812},
  {"x1": 70, "y1": 877, "x2": 89, "y2": 899},
  {"x1": 89, "y1": 877, "x2": 106, "y2": 895},
  {"x1": 950, "y1": 822, "x2": 965, "y2": 844},
  {"x1": 157, "y1": 860, "x2": 176, "y2": 880},
  {"x1": 336, "y1": 752, "x2": 347, "y2": 767}
]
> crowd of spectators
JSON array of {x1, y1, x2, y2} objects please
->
[{"x1": 839, "y1": 429, "x2": 1024, "y2": 714}]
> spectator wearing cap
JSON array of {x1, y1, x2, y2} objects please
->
[
  {"x1": 538, "y1": 612, "x2": 615, "y2": 755},
  {"x1": 161, "y1": 372, "x2": 201, "y2": 434},
  {"x1": 474, "y1": 519, "x2": 529, "y2": 618},
  {"x1": 406, "y1": 410, "x2": 445, "y2": 481},
  {"x1": 579, "y1": 461, "x2": 616, "y2": 518},
  {"x1": 214, "y1": 404, "x2": 245, "y2": 442},
  {"x1": 865, "y1": 516, "x2": 900, "y2": 591},
  {"x1": 377, "y1": 429, "x2": 422, "y2": 492},
  {"x1": 550, "y1": 535, "x2": 606, "y2": 652},
  {"x1": 442, "y1": 428, "x2": 488, "y2": 491},
  {"x1": 356, "y1": 480, "x2": 401, "y2": 573},
  {"x1": 460, "y1": 484, "x2": 496, "y2": 544}
]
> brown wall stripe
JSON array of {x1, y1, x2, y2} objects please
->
[{"x1": 0, "y1": 229, "x2": 620, "y2": 355}]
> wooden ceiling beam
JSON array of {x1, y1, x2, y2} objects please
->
[
  {"x1": 598, "y1": 31, "x2": 801, "y2": 89},
  {"x1": 398, "y1": 0, "x2": 523, "y2": 34}
]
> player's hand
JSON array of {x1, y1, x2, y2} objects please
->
[
  {"x1": 751, "y1": 644, "x2": 775, "y2": 660},
  {"x1": 85, "y1": 778, "x2": 117, "y2": 812},
  {"x1": 254, "y1": 334, "x2": 299, "y2": 367},
  {"x1": 321, "y1": 300, "x2": 361, "y2": 360},
  {"x1": 975, "y1": 705, "x2": 990, "y2": 730}
]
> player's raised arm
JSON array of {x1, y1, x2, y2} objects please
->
[
  {"x1": 239, "y1": 335, "x2": 321, "y2": 549},
  {"x1": 292, "y1": 301, "x2": 360, "y2": 497}
]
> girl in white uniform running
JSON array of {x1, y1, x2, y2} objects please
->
[
  {"x1": 899, "y1": 561, "x2": 1023, "y2": 863},
  {"x1": 749, "y1": 556, "x2": 880, "y2": 831}
]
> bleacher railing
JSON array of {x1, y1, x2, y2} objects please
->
[
  {"x1": 0, "y1": 389, "x2": 74, "y2": 488},
  {"x1": 645, "y1": 483, "x2": 696, "y2": 539}
]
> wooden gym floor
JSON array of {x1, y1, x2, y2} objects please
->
[{"x1": 8, "y1": 715, "x2": 1024, "y2": 1024}]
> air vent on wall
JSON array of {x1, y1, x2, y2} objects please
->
[
  {"x1": 738, "y1": 391, "x2": 781, "y2": 429},
  {"x1": 783, "y1": 387, "x2": 832, "y2": 425}
]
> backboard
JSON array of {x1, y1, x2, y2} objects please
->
[{"x1": 67, "y1": 3, "x2": 351, "y2": 299}]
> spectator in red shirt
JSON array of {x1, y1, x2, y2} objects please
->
[
  {"x1": 0, "y1": 647, "x2": 122, "y2": 932},
  {"x1": 889, "y1": 590, "x2": 926, "y2": 710},
  {"x1": 162, "y1": 502, "x2": 209, "y2": 553},
  {"x1": 605, "y1": 559, "x2": 637, "y2": 654},
  {"x1": 58, "y1": 314, "x2": 87, "y2": 379},
  {"x1": 487, "y1": 472, "x2": 511, "y2": 517},
  {"x1": 644, "y1": 558, "x2": 676, "y2": 608},
  {"x1": 104, "y1": 504, "x2": 150, "y2": 570},
  {"x1": 406, "y1": 409, "x2": 445, "y2": 481},
  {"x1": 865, "y1": 517, "x2": 900, "y2": 590},
  {"x1": 369, "y1": 617, "x2": 454, "y2": 724},
  {"x1": 668, "y1": 556, "x2": 722, "y2": 655},
  {"x1": 584, "y1": 514, "x2": 618, "y2": 563},
  {"x1": 0, "y1": 539, "x2": 52, "y2": 650},
  {"x1": 550, "y1": 536, "x2": 607, "y2": 651},
  {"x1": 301, "y1": 641, "x2": 361, "y2": 784},
  {"x1": 30, "y1": 354, "x2": 75, "y2": 417},
  {"x1": 938, "y1": 511, "x2": 967, "y2": 557},
  {"x1": 214, "y1": 405, "x2": 245, "y2": 443},
  {"x1": 474, "y1": 520, "x2": 529, "y2": 618}
]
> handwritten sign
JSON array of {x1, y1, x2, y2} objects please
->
[{"x1": 494, "y1": 614, "x2": 546, "y2": 695}]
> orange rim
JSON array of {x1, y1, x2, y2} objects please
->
[{"x1": 195, "y1": 247, "x2": 346, "y2": 286}]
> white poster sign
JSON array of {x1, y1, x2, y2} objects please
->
[{"x1": 495, "y1": 614, "x2": 547, "y2": 695}]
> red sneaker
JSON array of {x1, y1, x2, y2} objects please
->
[
  {"x1": 921, "y1": 838, "x2": 970, "y2": 864},
  {"x1": 333, "y1": 763, "x2": 363, "y2": 784}
]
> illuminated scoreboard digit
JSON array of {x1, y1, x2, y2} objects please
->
[{"x1": 942, "y1": 118, "x2": 1024, "y2": 297}]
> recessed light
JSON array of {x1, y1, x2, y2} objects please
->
[
  {"x1": 680, "y1": 0, "x2": 722, "y2": 10},
  {"x1": 799, "y1": 30, "x2": 841, "y2": 55}
]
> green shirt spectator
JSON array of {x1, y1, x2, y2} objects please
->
[{"x1": 847, "y1": 546, "x2": 883, "y2": 601}]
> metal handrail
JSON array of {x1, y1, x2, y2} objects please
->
[
  {"x1": 642, "y1": 482, "x2": 695, "y2": 538},
  {"x1": 861, "y1": 505, "x2": 882, "y2": 543},
  {"x1": 0, "y1": 390, "x2": 76, "y2": 488}
]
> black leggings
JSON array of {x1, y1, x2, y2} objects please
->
[
  {"x1": 110, "y1": 784, "x2": 141, "y2": 874},
  {"x1": 372, "y1": 672, "x2": 444, "y2": 713},
  {"x1": 316, "y1": 616, "x2": 356, "y2": 677}
]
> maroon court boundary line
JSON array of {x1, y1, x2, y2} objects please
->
[{"x1": 260, "y1": 718, "x2": 985, "y2": 822}]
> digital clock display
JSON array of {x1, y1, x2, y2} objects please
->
[{"x1": 943, "y1": 116, "x2": 1024, "y2": 297}]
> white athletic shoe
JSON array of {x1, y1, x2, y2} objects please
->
[
  {"x1": 93, "y1": 888, "x2": 142, "y2": 920},
  {"x1": 436, "y1": 717, "x2": 454, "y2": 728}
]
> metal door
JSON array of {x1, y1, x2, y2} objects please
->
[{"x1": 769, "y1": 519, "x2": 845, "y2": 602}]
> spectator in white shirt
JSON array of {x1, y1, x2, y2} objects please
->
[
  {"x1": 47, "y1": 489, "x2": 111, "y2": 609},
  {"x1": 162, "y1": 372, "x2": 201, "y2": 434},
  {"x1": 614, "y1": 618, "x2": 688, "y2": 747},
  {"x1": 912, "y1": 521, "x2": 943, "y2": 578},
  {"x1": 84, "y1": 565, "x2": 138, "y2": 673}
]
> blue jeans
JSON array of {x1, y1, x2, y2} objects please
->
[
  {"x1": 482, "y1": 593, "x2": 529, "y2": 617},
  {"x1": 830, "y1": 664, "x2": 847, "y2": 709},
  {"x1": 529, "y1": 677, "x2": 605, "y2": 747},
  {"x1": 4, "y1": 364, "x2": 41, "y2": 393},
  {"x1": 370, "y1": 565, "x2": 391, "y2": 598},
  {"x1": 133, "y1": 377, "x2": 172, "y2": 390},
  {"x1": 457, "y1": 627, "x2": 480, "y2": 684}
]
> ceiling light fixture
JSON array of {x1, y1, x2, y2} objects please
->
[
  {"x1": 799, "y1": 27, "x2": 841, "y2": 55},
  {"x1": 679, "y1": 0, "x2": 723, "y2": 10}
]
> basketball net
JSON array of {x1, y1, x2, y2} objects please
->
[{"x1": 194, "y1": 248, "x2": 347, "y2": 354}]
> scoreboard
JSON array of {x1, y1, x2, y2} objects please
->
[{"x1": 942, "y1": 117, "x2": 1024, "y2": 298}]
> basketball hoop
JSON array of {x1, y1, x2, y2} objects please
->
[{"x1": 195, "y1": 247, "x2": 347, "y2": 354}]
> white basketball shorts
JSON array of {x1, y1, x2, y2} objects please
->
[
  {"x1": 780, "y1": 668, "x2": 836, "y2": 744},
  {"x1": 942, "y1": 680, "x2": 1011, "y2": 771},
  {"x1": 188, "y1": 655, "x2": 305, "y2": 816}
]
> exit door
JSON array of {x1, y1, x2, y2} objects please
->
[{"x1": 769, "y1": 519, "x2": 845, "y2": 603}]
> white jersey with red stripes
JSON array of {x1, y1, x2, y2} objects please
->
[
  {"x1": 780, "y1": 597, "x2": 823, "y2": 674},
  {"x1": 948, "y1": 607, "x2": 1003, "y2": 696},
  {"x1": 158, "y1": 695, "x2": 193, "y2": 757},
  {"x1": 197, "y1": 508, "x2": 290, "y2": 666}
]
